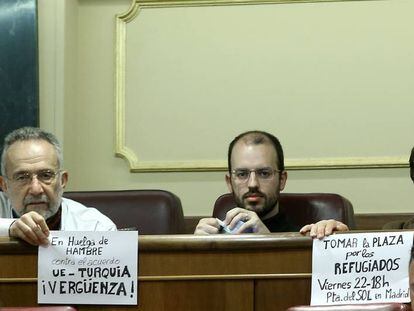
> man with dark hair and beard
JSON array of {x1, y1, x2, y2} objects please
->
[{"x1": 194, "y1": 130, "x2": 348, "y2": 237}]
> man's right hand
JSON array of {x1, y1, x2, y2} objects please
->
[
  {"x1": 9, "y1": 211, "x2": 50, "y2": 245},
  {"x1": 194, "y1": 217, "x2": 221, "y2": 234},
  {"x1": 299, "y1": 219, "x2": 349, "y2": 239}
]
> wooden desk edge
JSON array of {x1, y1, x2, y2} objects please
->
[
  {"x1": 2, "y1": 230, "x2": 412, "y2": 253},
  {"x1": 0, "y1": 233, "x2": 312, "y2": 253}
]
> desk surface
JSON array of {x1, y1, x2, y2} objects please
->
[{"x1": 0, "y1": 233, "x2": 313, "y2": 311}]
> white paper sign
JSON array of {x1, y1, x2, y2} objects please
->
[
  {"x1": 38, "y1": 231, "x2": 138, "y2": 305},
  {"x1": 311, "y1": 231, "x2": 413, "y2": 306}
]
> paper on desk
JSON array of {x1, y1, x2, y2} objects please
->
[
  {"x1": 311, "y1": 231, "x2": 413, "y2": 306},
  {"x1": 38, "y1": 231, "x2": 138, "y2": 305},
  {"x1": 216, "y1": 218, "x2": 245, "y2": 234}
]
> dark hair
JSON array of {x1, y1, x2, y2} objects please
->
[
  {"x1": 410, "y1": 147, "x2": 414, "y2": 183},
  {"x1": 227, "y1": 130, "x2": 284, "y2": 173}
]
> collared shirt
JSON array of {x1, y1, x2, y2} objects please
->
[
  {"x1": 0, "y1": 192, "x2": 116, "y2": 235},
  {"x1": 60, "y1": 198, "x2": 116, "y2": 231}
]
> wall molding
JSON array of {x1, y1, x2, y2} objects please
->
[{"x1": 114, "y1": 0, "x2": 403, "y2": 173}]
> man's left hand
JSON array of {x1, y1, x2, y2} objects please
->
[
  {"x1": 224, "y1": 207, "x2": 270, "y2": 234},
  {"x1": 299, "y1": 219, "x2": 349, "y2": 239},
  {"x1": 9, "y1": 211, "x2": 50, "y2": 245}
]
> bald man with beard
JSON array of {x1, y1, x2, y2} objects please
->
[{"x1": 195, "y1": 130, "x2": 348, "y2": 238}]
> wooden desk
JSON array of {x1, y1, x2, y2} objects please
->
[{"x1": 0, "y1": 233, "x2": 312, "y2": 311}]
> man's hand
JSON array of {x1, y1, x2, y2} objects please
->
[
  {"x1": 224, "y1": 207, "x2": 270, "y2": 234},
  {"x1": 299, "y1": 219, "x2": 349, "y2": 239},
  {"x1": 9, "y1": 211, "x2": 50, "y2": 245},
  {"x1": 194, "y1": 217, "x2": 221, "y2": 235}
]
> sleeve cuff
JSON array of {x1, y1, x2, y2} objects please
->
[{"x1": 0, "y1": 218, "x2": 17, "y2": 236}]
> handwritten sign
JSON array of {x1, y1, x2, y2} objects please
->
[
  {"x1": 38, "y1": 231, "x2": 138, "y2": 305},
  {"x1": 311, "y1": 231, "x2": 413, "y2": 306}
]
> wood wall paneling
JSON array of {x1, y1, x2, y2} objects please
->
[{"x1": 0, "y1": 235, "x2": 312, "y2": 311}]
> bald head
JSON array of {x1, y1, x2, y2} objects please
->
[{"x1": 227, "y1": 130, "x2": 284, "y2": 174}]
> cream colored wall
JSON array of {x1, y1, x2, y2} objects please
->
[{"x1": 38, "y1": 0, "x2": 414, "y2": 216}]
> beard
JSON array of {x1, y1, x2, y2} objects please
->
[
  {"x1": 234, "y1": 189, "x2": 278, "y2": 217},
  {"x1": 21, "y1": 194, "x2": 60, "y2": 220}
]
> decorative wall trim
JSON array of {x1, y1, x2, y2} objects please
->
[
  {"x1": 114, "y1": 0, "x2": 403, "y2": 173},
  {"x1": 122, "y1": 0, "x2": 378, "y2": 9}
]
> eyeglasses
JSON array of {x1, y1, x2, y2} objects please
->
[
  {"x1": 231, "y1": 168, "x2": 280, "y2": 182},
  {"x1": 8, "y1": 169, "x2": 60, "y2": 185}
]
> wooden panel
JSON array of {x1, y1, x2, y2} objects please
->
[
  {"x1": 0, "y1": 283, "x2": 36, "y2": 307},
  {"x1": 0, "y1": 234, "x2": 312, "y2": 311},
  {"x1": 138, "y1": 281, "x2": 253, "y2": 311},
  {"x1": 256, "y1": 279, "x2": 311, "y2": 311},
  {"x1": 7, "y1": 281, "x2": 253, "y2": 311},
  {"x1": 0, "y1": 254, "x2": 37, "y2": 278},
  {"x1": 139, "y1": 249, "x2": 311, "y2": 276}
]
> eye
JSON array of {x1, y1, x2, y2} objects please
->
[
  {"x1": 258, "y1": 169, "x2": 272, "y2": 178},
  {"x1": 38, "y1": 170, "x2": 55, "y2": 181},
  {"x1": 14, "y1": 173, "x2": 30, "y2": 182},
  {"x1": 235, "y1": 170, "x2": 249, "y2": 179}
]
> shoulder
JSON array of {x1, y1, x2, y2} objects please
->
[
  {"x1": 402, "y1": 217, "x2": 414, "y2": 229},
  {"x1": 61, "y1": 198, "x2": 117, "y2": 231},
  {"x1": 383, "y1": 217, "x2": 414, "y2": 230},
  {"x1": 61, "y1": 197, "x2": 88, "y2": 210}
]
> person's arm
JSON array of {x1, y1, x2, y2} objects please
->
[
  {"x1": 8, "y1": 211, "x2": 50, "y2": 245},
  {"x1": 194, "y1": 217, "x2": 221, "y2": 234},
  {"x1": 299, "y1": 219, "x2": 349, "y2": 239},
  {"x1": 224, "y1": 207, "x2": 270, "y2": 234}
]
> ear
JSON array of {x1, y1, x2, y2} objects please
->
[
  {"x1": 0, "y1": 176, "x2": 8, "y2": 192},
  {"x1": 225, "y1": 174, "x2": 234, "y2": 193},
  {"x1": 279, "y1": 170, "x2": 288, "y2": 191},
  {"x1": 60, "y1": 171, "x2": 69, "y2": 189}
]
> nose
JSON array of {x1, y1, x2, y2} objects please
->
[
  {"x1": 28, "y1": 175, "x2": 45, "y2": 195},
  {"x1": 247, "y1": 171, "x2": 259, "y2": 189}
]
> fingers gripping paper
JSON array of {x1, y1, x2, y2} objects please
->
[
  {"x1": 311, "y1": 231, "x2": 413, "y2": 306},
  {"x1": 38, "y1": 231, "x2": 138, "y2": 305}
]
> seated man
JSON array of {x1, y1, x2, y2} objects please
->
[
  {"x1": 0, "y1": 127, "x2": 116, "y2": 246},
  {"x1": 194, "y1": 130, "x2": 348, "y2": 238}
]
